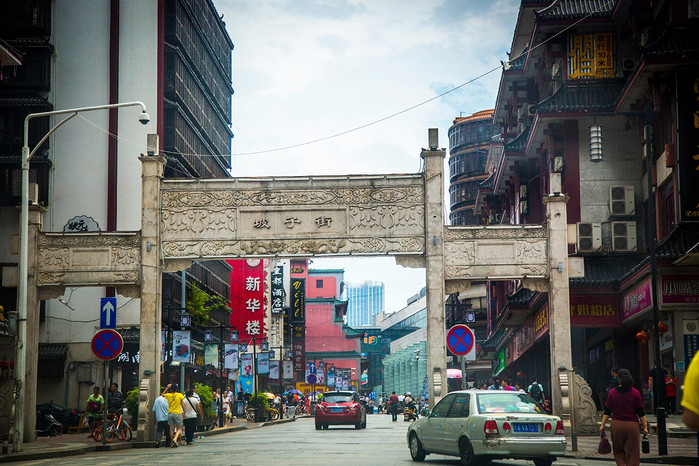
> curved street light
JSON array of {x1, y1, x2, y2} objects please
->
[{"x1": 15, "y1": 101, "x2": 148, "y2": 452}]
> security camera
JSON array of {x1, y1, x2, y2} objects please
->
[{"x1": 138, "y1": 112, "x2": 150, "y2": 125}]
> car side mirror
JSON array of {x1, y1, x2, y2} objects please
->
[{"x1": 421, "y1": 408, "x2": 430, "y2": 417}]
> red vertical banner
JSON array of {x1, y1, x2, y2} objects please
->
[{"x1": 228, "y1": 259, "x2": 267, "y2": 341}]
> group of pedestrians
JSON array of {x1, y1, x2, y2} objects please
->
[
  {"x1": 153, "y1": 383, "x2": 203, "y2": 448},
  {"x1": 84, "y1": 382, "x2": 125, "y2": 437}
]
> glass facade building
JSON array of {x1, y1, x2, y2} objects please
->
[{"x1": 344, "y1": 281, "x2": 385, "y2": 327}]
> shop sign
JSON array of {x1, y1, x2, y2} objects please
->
[
  {"x1": 229, "y1": 259, "x2": 267, "y2": 340},
  {"x1": 292, "y1": 341, "x2": 305, "y2": 372},
  {"x1": 495, "y1": 348, "x2": 506, "y2": 375},
  {"x1": 533, "y1": 304, "x2": 548, "y2": 341},
  {"x1": 621, "y1": 278, "x2": 652, "y2": 322},
  {"x1": 295, "y1": 382, "x2": 326, "y2": 394},
  {"x1": 290, "y1": 278, "x2": 306, "y2": 323},
  {"x1": 567, "y1": 32, "x2": 615, "y2": 79},
  {"x1": 660, "y1": 274, "x2": 699, "y2": 305},
  {"x1": 677, "y1": 69, "x2": 699, "y2": 222},
  {"x1": 512, "y1": 322, "x2": 533, "y2": 361},
  {"x1": 116, "y1": 344, "x2": 140, "y2": 364},
  {"x1": 570, "y1": 295, "x2": 619, "y2": 327},
  {"x1": 290, "y1": 259, "x2": 306, "y2": 274},
  {"x1": 271, "y1": 264, "x2": 284, "y2": 314},
  {"x1": 684, "y1": 319, "x2": 699, "y2": 370}
]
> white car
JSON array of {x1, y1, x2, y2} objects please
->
[{"x1": 407, "y1": 390, "x2": 566, "y2": 466}]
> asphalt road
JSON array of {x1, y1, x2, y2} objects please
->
[{"x1": 22, "y1": 413, "x2": 603, "y2": 465}]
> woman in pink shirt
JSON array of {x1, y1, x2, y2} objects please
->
[{"x1": 599, "y1": 369, "x2": 648, "y2": 466}]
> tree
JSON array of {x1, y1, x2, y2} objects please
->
[{"x1": 186, "y1": 282, "x2": 228, "y2": 327}]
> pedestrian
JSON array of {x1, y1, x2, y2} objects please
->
[
  {"x1": 663, "y1": 364, "x2": 678, "y2": 415},
  {"x1": 599, "y1": 368, "x2": 648, "y2": 466},
  {"x1": 389, "y1": 391, "x2": 399, "y2": 422},
  {"x1": 153, "y1": 391, "x2": 171, "y2": 447},
  {"x1": 107, "y1": 382, "x2": 124, "y2": 414},
  {"x1": 682, "y1": 351, "x2": 699, "y2": 430},
  {"x1": 648, "y1": 361, "x2": 667, "y2": 413},
  {"x1": 85, "y1": 386, "x2": 104, "y2": 437},
  {"x1": 500, "y1": 378, "x2": 515, "y2": 391},
  {"x1": 528, "y1": 376, "x2": 546, "y2": 407},
  {"x1": 488, "y1": 377, "x2": 500, "y2": 390},
  {"x1": 162, "y1": 383, "x2": 184, "y2": 447},
  {"x1": 183, "y1": 388, "x2": 203, "y2": 445},
  {"x1": 608, "y1": 367, "x2": 620, "y2": 392}
]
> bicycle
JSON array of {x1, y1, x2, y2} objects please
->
[
  {"x1": 89, "y1": 418, "x2": 105, "y2": 442},
  {"x1": 245, "y1": 406, "x2": 279, "y2": 421},
  {"x1": 106, "y1": 410, "x2": 132, "y2": 442}
]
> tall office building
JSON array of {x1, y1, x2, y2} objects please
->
[{"x1": 344, "y1": 281, "x2": 384, "y2": 327}]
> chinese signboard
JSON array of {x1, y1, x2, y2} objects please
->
[
  {"x1": 567, "y1": 32, "x2": 615, "y2": 79},
  {"x1": 229, "y1": 259, "x2": 267, "y2": 341},
  {"x1": 290, "y1": 278, "x2": 305, "y2": 323},
  {"x1": 570, "y1": 295, "x2": 620, "y2": 327},
  {"x1": 292, "y1": 341, "x2": 305, "y2": 373},
  {"x1": 661, "y1": 274, "x2": 699, "y2": 305},
  {"x1": 533, "y1": 304, "x2": 549, "y2": 341},
  {"x1": 677, "y1": 69, "x2": 699, "y2": 222},
  {"x1": 621, "y1": 278, "x2": 652, "y2": 322},
  {"x1": 271, "y1": 263, "x2": 284, "y2": 314}
]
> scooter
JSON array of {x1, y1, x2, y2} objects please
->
[
  {"x1": 36, "y1": 405, "x2": 63, "y2": 437},
  {"x1": 403, "y1": 405, "x2": 417, "y2": 422}
]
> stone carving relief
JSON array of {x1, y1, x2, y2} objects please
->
[{"x1": 348, "y1": 205, "x2": 424, "y2": 231}]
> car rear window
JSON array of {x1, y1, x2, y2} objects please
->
[
  {"x1": 476, "y1": 393, "x2": 544, "y2": 414},
  {"x1": 323, "y1": 393, "x2": 354, "y2": 403}
]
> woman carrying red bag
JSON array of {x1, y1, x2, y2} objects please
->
[{"x1": 599, "y1": 369, "x2": 648, "y2": 466}]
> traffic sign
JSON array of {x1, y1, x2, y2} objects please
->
[
  {"x1": 307, "y1": 373, "x2": 317, "y2": 384},
  {"x1": 309, "y1": 362, "x2": 316, "y2": 374},
  {"x1": 92, "y1": 329, "x2": 124, "y2": 361},
  {"x1": 447, "y1": 324, "x2": 475, "y2": 359},
  {"x1": 100, "y1": 297, "x2": 117, "y2": 329}
]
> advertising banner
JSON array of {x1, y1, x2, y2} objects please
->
[
  {"x1": 661, "y1": 274, "x2": 699, "y2": 305},
  {"x1": 161, "y1": 331, "x2": 167, "y2": 361},
  {"x1": 239, "y1": 375, "x2": 253, "y2": 394},
  {"x1": 224, "y1": 344, "x2": 239, "y2": 370},
  {"x1": 172, "y1": 330, "x2": 191, "y2": 363},
  {"x1": 621, "y1": 278, "x2": 652, "y2": 322},
  {"x1": 283, "y1": 360, "x2": 294, "y2": 379},
  {"x1": 292, "y1": 341, "x2": 305, "y2": 372},
  {"x1": 229, "y1": 259, "x2": 267, "y2": 340},
  {"x1": 271, "y1": 263, "x2": 284, "y2": 314},
  {"x1": 240, "y1": 353, "x2": 254, "y2": 377},
  {"x1": 570, "y1": 295, "x2": 620, "y2": 327},
  {"x1": 257, "y1": 351, "x2": 270, "y2": 374},
  {"x1": 204, "y1": 344, "x2": 218, "y2": 366},
  {"x1": 677, "y1": 69, "x2": 699, "y2": 222},
  {"x1": 290, "y1": 278, "x2": 305, "y2": 323},
  {"x1": 327, "y1": 372, "x2": 335, "y2": 387},
  {"x1": 269, "y1": 360, "x2": 280, "y2": 379}
]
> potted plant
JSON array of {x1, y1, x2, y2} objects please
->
[
  {"x1": 194, "y1": 383, "x2": 217, "y2": 431},
  {"x1": 125, "y1": 387, "x2": 139, "y2": 427},
  {"x1": 248, "y1": 391, "x2": 269, "y2": 421}
]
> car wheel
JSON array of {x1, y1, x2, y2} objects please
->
[
  {"x1": 323, "y1": 424, "x2": 329, "y2": 430},
  {"x1": 533, "y1": 459, "x2": 553, "y2": 466},
  {"x1": 459, "y1": 438, "x2": 476, "y2": 466},
  {"x1": 362, "y1": 418, "x2": 367, "y2": 429},
  {"x1": 355, "y1": 421, "x2": 361, "y2": 429},
  {"x1": 409, "y1": 433, "x2": 426, "y2": 462},
  {"x1": 315, "y1": 423, "x2": 321, "y2": 430}
]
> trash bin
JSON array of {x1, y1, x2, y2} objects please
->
[{"x1": 287, "y1": 406, "x2": 296, "y2": 419}]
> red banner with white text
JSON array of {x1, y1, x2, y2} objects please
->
[{"x1": 228, "y1": 259, "x2": 267, "y2": 341}]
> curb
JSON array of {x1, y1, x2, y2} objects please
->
[
  {"x1": 562, "y1": 455, "x2": 697, "y2": 465},
  {"x1": 0, "y1": 417, "x2": 296, "y2": 463}
]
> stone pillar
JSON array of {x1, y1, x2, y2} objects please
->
[
  {"x1": 543, "y1": 173, "x2": 572, "y2": 417},
  {"x1": 421, "y1": 129, "x2": 447, "y2": 408},
  {"x1": 22, "y1": 203, "x2": 45, "y2": 443},
  {"x1": 137, "y1": 135, "x2": 165, "y2": 441}
]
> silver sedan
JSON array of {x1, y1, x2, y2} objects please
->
[{"x1": 407, "y1": 390, "x2": 566, "y2": 466}]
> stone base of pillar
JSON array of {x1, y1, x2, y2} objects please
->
[
  {"x1": 136, "y1": 375, "x2": 152, "y2": 442},
  {"x1": 559, "y1": 369, "x2": 600, "y2": 436}
]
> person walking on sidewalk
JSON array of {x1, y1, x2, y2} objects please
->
[
  {"x1": 162, "y1": 383, "x2": 185, "y2": 447},
  {"x1": 153, "y1": 392, "x2": 171, "y2": 447},
  {"x1": 600, "y1": 368, "x2": 648, "y2": 466},
  {"x1": 183, "y1": 388, "x2": 203, "y2": 445},
  {"x1": 389, "y1": 391, "x2": 399, "y2": 422},
  {"x1": 663, "y1": 364, "x2": 678, "y2": 415}
]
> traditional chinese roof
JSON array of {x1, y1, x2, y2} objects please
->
[
  {"x1": 619, "y1": 227, "x2": 699, "y2": 282},
  {"x1": 481, "y1": 328, "x2": 508, "y2": 351},
  {"x1": 479, "y1": 171, "x2": 496, "y2": 190},
  {"x1": 118, "y1": 326, "x2": 141, "y2": 343},
  {"x1": 0, "y1": 96, "x2": 53, "y2": 109},
  {"x1": 506, "y1": 45, "x2": 528, "y2": 72},
  {"x1": 536, "y1": 80, "x2": 625, "y2": 114},
  {"x1": 535, "y1": 0, "x2": 618, "y2": 20},
  {"x1": 38, "y1": 343, "x2": 67, "y2": 359},
  {"x1": 507, "y1": 287, "x2": 537, "y2": 305},
  {"x1": 0, "y1": 153, "x2": 51, "y2": 165},
  {"x1": 570, "y1": 257, "x2": 640, "y2": 287},
  {"x1": 642, "y1": 26, "x2": 699, "y2": 60},
  {"x1": 503, "y1": 125, "x2": 531, "y2": 154}
]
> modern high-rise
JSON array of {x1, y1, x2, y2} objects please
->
[{"x1": 344, "y1": 281, "x2": 384, "y2": 327}]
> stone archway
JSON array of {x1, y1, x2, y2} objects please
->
[{"x1": 27, "y1": 131, "x2": 595, "y2": 441}]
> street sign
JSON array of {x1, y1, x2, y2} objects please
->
[
  {"x1": 100, "y1": 297, "x2": 117, "y2": 329},
  {"x1": 92, "y1": 329, "x2": 124, "y2": 361},
  {"x1": 307, "y1": 373, "x2": 317, "y2": 384},
  {"x1": 447, "y1": 324, "x2": 475, "y2": 359},
  {"x1": 309, "y1": 362, "x2": 316, "y2": 374}
]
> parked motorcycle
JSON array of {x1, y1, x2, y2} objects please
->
[{"x1": 36, "y1": 405, "x2": 63, "y2": 437}]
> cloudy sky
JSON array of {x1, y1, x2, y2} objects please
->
[{"x1": 217, "y1": 0, "x2": 520, "y2": 312}]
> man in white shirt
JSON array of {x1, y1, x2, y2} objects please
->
[{"x1": 153, "y1": 394, "x2": 171, "y2": 448}]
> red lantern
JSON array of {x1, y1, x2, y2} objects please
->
[
  {"x1": 656, "y1": 322, "x2": 669, "y2": 334},
  {"x1": 636, "y1": 330, "x2": 651, "y2": 343}
]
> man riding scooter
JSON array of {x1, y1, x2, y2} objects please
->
[{"x1": 403, "y1": 392, "x2": 417, "y2": 422}]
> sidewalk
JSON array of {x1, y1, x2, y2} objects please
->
[{"x1": 0, "y1": 415, "x2": 297, "y2": 463}]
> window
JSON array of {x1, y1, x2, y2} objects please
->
[
  {"x1": 430, "y1": 394, "x2": 454, "y2": 418},
  {"x1": 316, "y1": 279, "x2": 323, "y2": 288},
  {"x1": 448, "y1": 393, "x2": 470, "y2": 418}
]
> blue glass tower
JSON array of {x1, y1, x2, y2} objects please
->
[{"x1": 344, "y1": 281, "x2": 385, "y2": 327}]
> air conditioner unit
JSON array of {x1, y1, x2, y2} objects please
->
[
  {"x1": 609, "y1": 185, "x2": 635, "y2": 216},
  {"x1": 576, "y1": 222, "x2": 602, "y2": 253},
  {"x1": 519, "y1": 184, "x2": 527, "y2": 199},
  {"x1": 611, "y1": 221, "x2": 637, "y2": 252}
]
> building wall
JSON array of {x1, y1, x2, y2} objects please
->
[{"x1": 344, "y1": 281, "x2": 384, "y2": 327}]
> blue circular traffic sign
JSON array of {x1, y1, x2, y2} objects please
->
[
  {"x1": 92, "y1": 329, "x2": 124, "y2": 361},
  {"x1": 307, "y1": 373, "x2": 317, "y2": 384},
  {"x1": 446, "y1": 324, "x2": 474, "y2": 356}
]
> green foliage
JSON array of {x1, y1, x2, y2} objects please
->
[
  {"x1": 125, "y1": 387, "x2": 139, "y2": 418},
  {"x1": 186, "y1": 282, "x2": 229, "y2": 327},
  {"x1": 195, "y1": 382, "x2": 216, "y2": 418},
  {"x1": 248, "y1": 391, "x2": 269, "y2": 409}
]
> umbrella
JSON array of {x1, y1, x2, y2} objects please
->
[
  {"x1": 288, "y1": 389, "x2": 302, "y2": 395},
  {"x1": 263, "y1": 392, "x2": 275, "y2": 399},
  {"x1": 447, "y1": 368, "x2": 462, "y2": 379}
]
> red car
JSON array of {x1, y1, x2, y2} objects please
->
[{"x1": 314, "y1": 391, "x2": 367, "y2": 430}]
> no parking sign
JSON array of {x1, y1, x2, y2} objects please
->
[{"x1": 447, "y1": 324, "x2": 476, "y2": 361}]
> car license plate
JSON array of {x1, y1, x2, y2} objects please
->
[
  {"x1": 513, "y1": 423, "x2": 538, "y2": 433},
  {"x1": 330, "y1": 407, "x2": 343, "y2": 413}
]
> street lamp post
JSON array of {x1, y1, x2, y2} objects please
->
[{"x1": 15, "y1": 102, "x2": 148, "y2": 452}]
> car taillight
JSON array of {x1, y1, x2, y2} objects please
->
[
  {"x1": 350, "y1": 404, "x2": 359, "y2": 411},
  {"x1": 484, "y1": 420, "x2": 499, "y2": 435},
  {"x1": 502, "y1": 422, "x2": 511, "y2": 433},
  {"x1": 555, "y1": 421, "x2": 565, "y2": 435},
  {"x1": 544, "y1": 422, "x2": 552, "y2": 433},
  {"x1": 316, "y1": 404, "x2": 325, "y2": 412}
]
